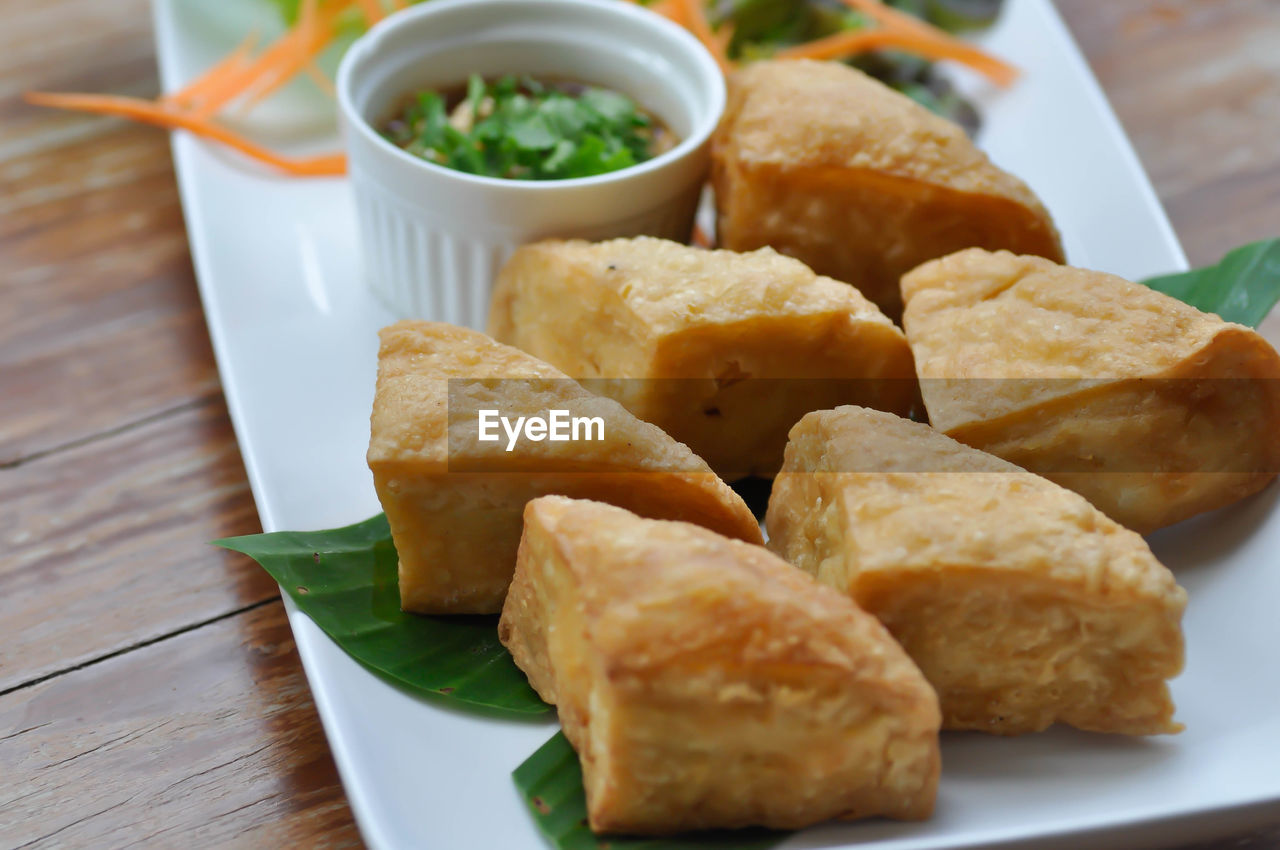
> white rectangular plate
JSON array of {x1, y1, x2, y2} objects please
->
[{"x1": 151, "y1": 1, "x2": 1280, "y2": 847}]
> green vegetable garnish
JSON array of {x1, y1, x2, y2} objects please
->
[
  {"x1": 214, "y1": 514, "x2": 551, "y2": 716},
  {"x1": 381, "y1": 74, "x2": 672, "y2": 180},
  {"x1": 1142, "y1": 238, "x2": 1280, "y2": 329},
  {"x1": 922, "y1": 0, "x2": 1005, "y2": 33}
]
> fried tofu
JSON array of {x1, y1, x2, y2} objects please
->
[
  {"x1": 766, "y1": 406, "x2": 1187, "y2": 736},
  {"x1": 901, "y1": 249, "x2": 1280, "y2": 532},
  {"x1": 712, "y1": 59, "x2": 1063, "y2": 318},
  {"x1": 367, "y1": 321, "x2": 760, "y2": 614},
  {"x1": 500, "y1": 496, "x2": 941, "y2": 833},
  {"x1": 488, "y1": 236, "x2": 917, "y2": 478}
]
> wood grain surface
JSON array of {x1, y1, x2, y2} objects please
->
[
  {"x1": 0, "y1": 398, "x2": 270, "y2": 692},
  {"x1": 0, "y1": 604, "x2": 361, "y2": 847},
  {"x1": 1057, "y1": 0, "x2": 1280, "y2": 268},
  {"x1": 1, "y1": 0, "x2": 1278, "y2": 847},
  {"x1": 0, "y1": 0, "x2": 223, "y2": 465}
]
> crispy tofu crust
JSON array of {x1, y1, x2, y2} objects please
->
[
  {"x1": 901, "y1": 249, "x2": 1280, "y2": 532},
  {"x1": 500, "y1": 496, "x2": 941, "y2": 833},
  {"x1": 766, "y1": 406, "x2": 1187, "y2": 736},
  {"x1": 489, "y1": 236, "x2": 918, "y2": 478},
  {"x1": 711, "y1": 60, "x2": 1063, "y2": 318},
  {"x1": 367, "y1": 321, "x2": 760, "y2": 614}
]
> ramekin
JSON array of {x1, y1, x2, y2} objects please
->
[{"x1": 336, "y1": 0, "x2": 726, "y2": 328}]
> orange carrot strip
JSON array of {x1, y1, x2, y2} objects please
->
[
  {"x1": 713, "y1": 19, "x2": 735, "y2": 57},
  {"x1": 187, "y1": 0, "x2": 345, "y2": 119},
  {"x1": 843, "y1": 0, "x2": 958, "y2": 36},
  {"x1": 692, "y1": 223, "x2": 713, "y2": 248},
  {"x1": 355, "y1": 0, "x2": 384, "y2": 25},
  {"x1": 237, "y1": 0, "x2": 347, "y2": 112},
  {"x1": 648, "y1": 0, "x2": 686, "y2": 25},
  {"x1": 776, "y1": 28, "x2": 895, "y2": 60},
  {"x1": 240, "y1": 40, "x2": 341, "y2": 109},
  {"x1": 674, "y1": 0, "x2": 733, "y2": 74},
  {"x1": 25, "y1": 91, "x2": 346, "y2": 176},
  {"x1": 184, "y1": 32, "x2": 312, "y2": 118},
  {"x1": 837, "y1": 0, "x2": 1018, "y2": 86},
  {"x1": 303, "y1": 60, "x2": 337, "y2": 96},
  {"x1": 163, "y1": 31, "x2": 259, "y2": 110},
  {"x1": 786, "y1": 27, "x2": 1016, "y2": 86}
]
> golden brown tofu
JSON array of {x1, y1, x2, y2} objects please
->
[
  {"x1": 500, "y1": 496, "x2": 941, "y2": 834},
  {"x1": 367, "y1": 321, "x2": 760, "y2": 614},
  {"x1": 766, "y1": 406, "x2": 1187, "y2": 736},
  {"x1": 901, "y1": 249, "x2": 1280, "y2": 532},
  {"x1": 711, "y1": 59, "x2": 1063, "y2": 318},
  {"x1": 489, "y1": 236, "x2": 917, "y2": 478}
]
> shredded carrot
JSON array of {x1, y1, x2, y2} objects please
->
[
  {"x1": 778, "y1": 28, "x2": 899, "y2": 60},
  {"x1": 163, "y1": 31, "x2": 259, "y2": 110},
  {"x1": 184, "y1": 0, "x2": 344, "y2": 118},
  {"x1": 712, "y1": 19, "x2": 735, "y2": 58},
  {"x1": 831, "y1": 0, "x2": 1018, "y2": 86},
  {"x1": 25, "y1": 91, "x2": 346, "y2": 176},
  {"x1": 26, "y1": 0, "x2": 1018, "y2": 180},
  {"x1": 647, "y1": 0, "x2": 687, "y2": 26},
  {"x1": 692, "y1": 224, "x2": 713, "y2": 248},
  {"x1": 25, "y1": 1, "x2": 355, "y2": 178},
  {"x1": 303, "y1": 60, "x2": 337, "y2": 96},
  {"x1": 674, "y1": 0, "x2": 733, "y2": 74},
  {"x1": 843, "y1": 0, "x2": 936, "y2": 33},
  {"x1": 182, "y1": 38, "x2": 307, "y2": 118},
  {"x1": 779, "y1": 23, "x2": 1016, "y2": 86},
  {"x1": 355, "y1": 0, "x2": 385, "y2": 25},
  {"x1": 237, "y1": 0, "x2": 349, "y2": 112}
]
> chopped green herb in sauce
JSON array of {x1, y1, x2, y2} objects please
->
[{"x1": 381, "y1": 74, "x2": 677, "y2": 180}]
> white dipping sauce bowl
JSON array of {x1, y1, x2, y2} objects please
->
[{"x1": 336, "y1": 0, "x2": 726, "y2": 327}]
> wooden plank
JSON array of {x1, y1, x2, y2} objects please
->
[
  {"x1": 0, "y1": 0, "x2": 222, "y2": 464},
  {"x1": 1055, "y1": 0, "x2": 1280, "y2": 265},
  {"x1": 0, "y1": 601, "x2": 361, "y2": 848},
  {"x1": 0, "y1": 398, "x2": 272, "y2": 693}
]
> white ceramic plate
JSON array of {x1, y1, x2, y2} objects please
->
[{"x1": 150, "y1": 1, "x2": 1280, "y2": 847}]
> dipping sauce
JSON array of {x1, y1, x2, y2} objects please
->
[{"x1": 380, "y1": 74, "x2": 678, "y2": 180}]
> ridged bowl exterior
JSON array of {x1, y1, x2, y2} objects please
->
[{"x1": 337, "y1": 0, "x2": 725, "y2": 328}]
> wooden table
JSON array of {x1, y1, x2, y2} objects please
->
[{"x1": 2, "y1": 1, "x2": 1278, "y2": 846}]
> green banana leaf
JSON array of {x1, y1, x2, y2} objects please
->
[
  {"x1": 214, "y1": 514, "x2": 550, "y2": 717},
  {"x1": 1143, "y1": 238, "x2": 1280, "y2": 329},
  {"x1": 513, "y1": 732, "x2": 786, "y2": 850}
]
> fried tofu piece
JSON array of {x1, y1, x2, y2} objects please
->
[
  {"x1": 488, "y1": 236, "x2": 917, "y2": 478},
  {"x1": 367, "y1": 321, "x2": 760, "y2": 614},
  {"x1": 766, "y1": 406, "x2": 1187, "y2": 736},
  {"x1": 500, "y1": 496, "x2": 940, "y2": 833},
  {"x1": 711, "y1": 59, "x2": 1063, "y2": 318},
  {"x1": 901, "y1": 249, "x2": 1280, "y2": 532}
]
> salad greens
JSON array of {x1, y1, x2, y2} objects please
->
[
  {"x1": 266, "y1": 0, "x2": 1005, "y2": 135},
  {"x1": 381, "y1": 74, "x2": 673, "y2": 180}
]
